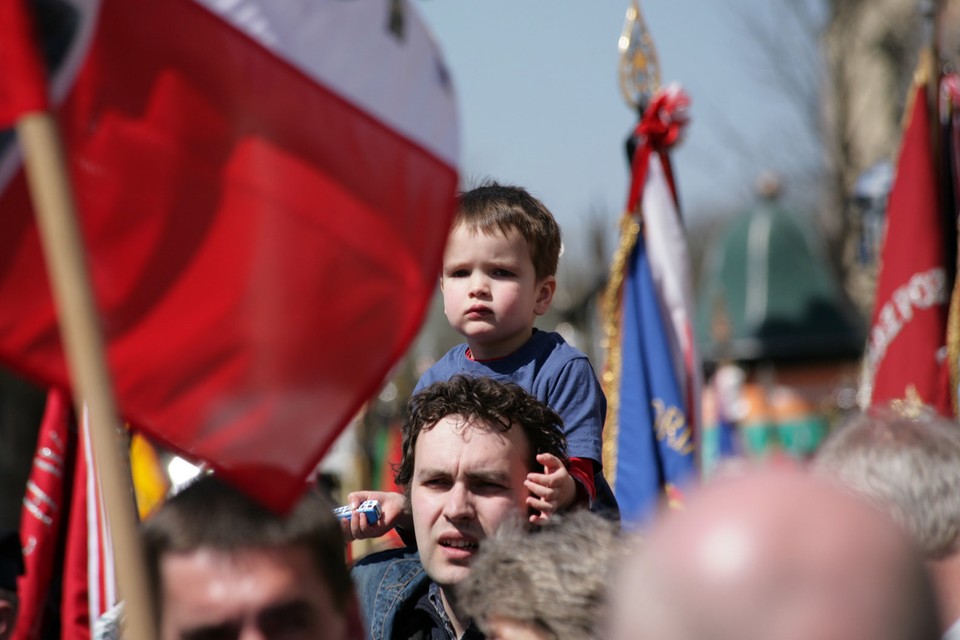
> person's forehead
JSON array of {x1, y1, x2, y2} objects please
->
[
  {"x1": 416, "y1": 415, "x2": 531, "y2": 465},
  {"x1": 449, "y1": 222, "x2": 527, "y2": 247},
  {"x1": 159, "y1": 546, "x2": 336, "y2": 629}
]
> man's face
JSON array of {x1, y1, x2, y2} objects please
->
[
  {"x1": 410, "y1": 415, "x2": 531, "y2": 589},
  {"x1": 159, "y1": 545, "x2": 351, "y2": 640}
]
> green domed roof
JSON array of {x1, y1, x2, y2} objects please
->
[{"x1": 695, "y1": 200, "x2": 865, "y2": 364}]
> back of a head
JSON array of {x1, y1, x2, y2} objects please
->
[
  {"x1": 458, "y1": 510, "x2": 622, "y2": 640},
  {"x1": 610, "y1": 466, "x2": 940, "y2": 640},
  {"x1": 456, "y1": 180, "x2": 562, "y2": 280},
  {"x1": 813, "y1": 405, "x2": 960, "y2": 559},
  {"x1": 143, "y1": 475, "x2": 352, "y2": 614}
]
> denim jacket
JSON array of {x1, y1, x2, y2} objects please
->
[
  {"x1": 352, "y1": 547, "x2": 486, "y2": 640},
  {"x1": 351, "y1": 547, "x2": 433, "y2": 640}
]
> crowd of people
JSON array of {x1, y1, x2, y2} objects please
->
[
  {"x1": 142, "y1": 383, "x2": 960, "y2": 640},
  {"x1": 144, "y1": 184, "x2": 960, "y2": 640},
  {"x1": 4, "y1": 182, "x2": 960, "y2": 640}
]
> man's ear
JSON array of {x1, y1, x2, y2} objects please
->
[
  {"x1": 0, "y1": 599, "x2": 16, "y2": 640},
  {"x1": 534, "y1": 276, "x2": 557, "y2": 316}
]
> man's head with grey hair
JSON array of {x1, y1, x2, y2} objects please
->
[
  {"x1": 813, "y1": 405, "x2": 960, "y2": 560},
  {"x1": 457, "y1": 510, "x2": 622, "y2": 640},
  {"x1": 813, "y1": 405, "x2": 960, "y2": 634}
]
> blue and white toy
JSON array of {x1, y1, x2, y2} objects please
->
[{"x1": 333, "y1": 499, "x2": 382, "y2": 525}]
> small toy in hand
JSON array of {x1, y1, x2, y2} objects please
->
[{"x1": 333, "y1": 499, "x2": 382, "y2": 525}]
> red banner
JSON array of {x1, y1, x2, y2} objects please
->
[
  {"x1": 14, "y1": 389, "x2": 71, "y2": 640},
  {"x1": 862, "y1": 78, "x2": 951, "y2": 415}
]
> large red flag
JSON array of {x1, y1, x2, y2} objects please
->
[
  {"x1": 860, "y1": 66, "x2": 951, "y2": 415},
  {"x1": 0, "y1": 0, "x2": 459, "y2": 511}
]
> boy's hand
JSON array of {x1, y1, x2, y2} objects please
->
[
  {"x1": 525, "y1": 453, "x2": 576, "y2": 524},
  {"x1": 339, "y1": 490, "x2": 409, "y2": 541}
]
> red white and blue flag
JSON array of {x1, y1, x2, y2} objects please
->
[
  {"x1": 602, "y1": 86, "x2": 699, "y2": 526},
  {"x1": 0, "y1": 0, "x2": 459, "y2": 511}
]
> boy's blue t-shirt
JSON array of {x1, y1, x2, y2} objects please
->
[{"x1": 414, "y1": 329, "x2": 605, "y2": 465}]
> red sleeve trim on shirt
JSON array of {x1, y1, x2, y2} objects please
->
[{"x1": 567, "y1": 456, "x2": 597, "y2": 502}]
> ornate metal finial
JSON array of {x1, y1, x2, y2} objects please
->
[
  {"x1": 618, "y1": 0, "x2": 661, "y2": 111},
  {"x1": 889, "y1": 385, "x2": 927, "y2": 419},
  {"x1": 388, "y1": 0, "x2": 405, "y2": 40}
]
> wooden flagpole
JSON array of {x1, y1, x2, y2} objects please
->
[{"x1": 15, "y1": 113, "x2": 157, "y2": 640}]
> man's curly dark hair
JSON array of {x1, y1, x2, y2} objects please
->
[{"x1": 394, "y1": 374, "x2": 567, "y2": 488}]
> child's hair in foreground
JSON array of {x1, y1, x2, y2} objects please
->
[{"x1": 456, "y1": 181, "x2": 563, "y2": 281}]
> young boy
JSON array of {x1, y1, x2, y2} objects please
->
[{"x1": 342, "y1": 182, "x2": 617, "y2": 541}]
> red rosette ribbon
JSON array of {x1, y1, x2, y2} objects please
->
[{"x1": 627, "y1": 84, "x2": 690, "y2": 214}]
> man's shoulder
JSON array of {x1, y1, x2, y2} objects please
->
[
  {"x1": 352, "y1": 546, "x2": 430, "y2": 597},
  {"x1": 352, "y1": 545, "x2": 424, "y2": 577},
  {"x1": 352, "y1": 547, "x2": 433, "y2": 640}
]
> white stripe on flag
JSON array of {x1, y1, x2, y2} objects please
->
[
  {"x1": 642, "y1": 154, "x2": 701, "y2": 431},
  {"x1": 192, "y1": 0, "x2": 458, "y2": 166}
]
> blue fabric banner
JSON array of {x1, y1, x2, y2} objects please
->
[{"x1": 613, "y1": 232, "x2": 697, "y2": 525}]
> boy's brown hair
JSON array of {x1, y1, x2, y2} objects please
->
[{"x1": 456, "y1": 181, "x2": 562, "y2": 281}]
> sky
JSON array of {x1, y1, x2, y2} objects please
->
[
  {"x1": 330, "y1": 0, "x2": 831, "y2": 472},
  {"x1": 415, "y1": 1, "x2": 826, "y2": 267}
]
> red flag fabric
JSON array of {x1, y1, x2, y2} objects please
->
[
  {"x1": 0, "y1": 0, "x2": 458, "y2": 511},
  {"x1": 14, "y1": 389, "x2": 71, "y2": 640},
  {"x1": 0, "y1": 0, "x2": 48, "y2": 125},
  {"x1": 861, "y1": 78, "x2": 951, "y2": 414}
]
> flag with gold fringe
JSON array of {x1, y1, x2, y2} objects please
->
[
  {"x1": 942, "y1": 71, "x2": 960, "y2": 419},
  {"x1": 602, "y1": 85, "x2": 699, "y2": 526}
]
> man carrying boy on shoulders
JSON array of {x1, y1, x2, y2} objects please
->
[
  {"x1": 346, "y1": 182, "x2": 617, "y2": 535},
  {"x1": 351, "y1": 375, "x2": 569, "y2": 640},
  {"x1": 419, "y1": 181, "x2": 615, "y2": 517}
]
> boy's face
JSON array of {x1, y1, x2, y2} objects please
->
[{"x1": 441, "y1": 225, "x2": 555, "y2": 360}]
